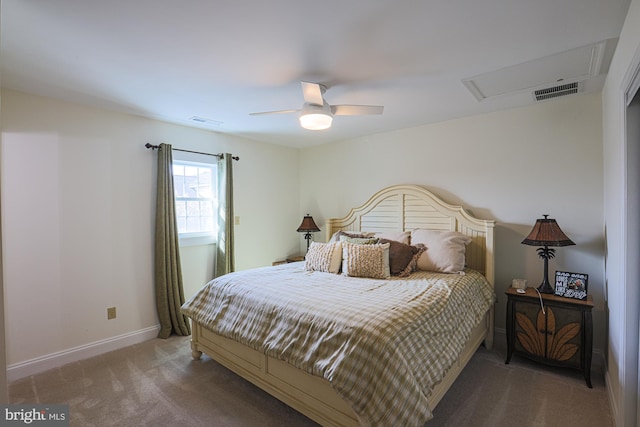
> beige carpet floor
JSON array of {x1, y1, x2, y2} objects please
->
[{"x1": 9, "y1": 336, "x2": 613, "y2": 426}]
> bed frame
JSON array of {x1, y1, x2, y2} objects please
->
[{"x1": 189, "y1": 184, "x2": 495, "y2": 426}]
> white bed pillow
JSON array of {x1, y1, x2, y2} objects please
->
[
  {"x1": 374, "y1": 231, "x2": 411, "y2": 244},
  {"x1": 342, "y1": 241, "x2": 390, "y2": 279},
  {"x1": 304, "y1": 241, "x2": 343, "y2": 274},
  {"x1": 411, "y1": 229, "x2": 472, "y2": 273}
]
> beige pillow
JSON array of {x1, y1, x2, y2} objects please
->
[
  {"x1": 342, "y1": 242, "x2": 390, "y2": 279},
  {"x1": 374, "y1": 231, "x2": 411, "y2": 244},
  {"x1": 411, "y1": 229, "x2": 472, "y2": 273},
  {"x1": 329, "y1": 230, "x2": 375, "y2": 243},
  {"x1": 339, "y1": 235, "x2": 379, "y2": 245},
  {"x1": 304, "y1": 241, "x2": 342, "y2": 274}
]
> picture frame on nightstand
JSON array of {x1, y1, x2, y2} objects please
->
[{"x1": 554, "y1": 271, "x2": 589, "y2": 300}]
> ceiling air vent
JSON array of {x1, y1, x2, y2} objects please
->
[
  {"x1": 533, "y1": 82, "x2": 583, "y2": 102},
  {"x1": 189, "y1": 116, "x2": 223, "y2": 126}
]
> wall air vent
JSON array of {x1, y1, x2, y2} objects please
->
[{"x1": 533, "y1": 81, "x2": 583, "y2": 102}]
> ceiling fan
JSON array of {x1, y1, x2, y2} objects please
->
[{"x1": 250, "y1": 81, "x2": 384, "y2": 130}]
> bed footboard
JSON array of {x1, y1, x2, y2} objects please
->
[
  {"x1": 190, "y1": 319, "x2": 360, "y2": 427},
  {"x1": 188, "y1": 308, "x2": 490, "y2": 426}
]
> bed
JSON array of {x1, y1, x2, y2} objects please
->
[{"x1": 181, "y1": 184, "x2": 495, "y2": 426}]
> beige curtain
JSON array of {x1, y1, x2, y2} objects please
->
[
  {"x1": 215, "y1": 153, "x2": 235, "y2": 277},
  {"x1": 154, "y1": 143, "x2": 191, "y2": 338}
]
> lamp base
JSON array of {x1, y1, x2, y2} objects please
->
[
  {"x1": 537, "y1": 280, "x2": 555, "y2": 294},
  {"x1": 304, "y1": 233, "x2": 312, "y2": 252},
  {"x1": 537, "y1": 247, "x2": 555, "y2": 294}
]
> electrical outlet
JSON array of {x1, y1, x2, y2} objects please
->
[{"x1": 107, "y1": 307, "x2": 117, "y2": 320}]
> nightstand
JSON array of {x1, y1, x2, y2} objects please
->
[
  {"x1": 272, "y1": 255, "x2": 305, "y2": 266},
  {"x1": 505, "y1": 287, "x2": 594, "y2": 388}
]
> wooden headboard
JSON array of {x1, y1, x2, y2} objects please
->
[{"x1": 325, "y1": 184, "x2": 495, "y2": 285}]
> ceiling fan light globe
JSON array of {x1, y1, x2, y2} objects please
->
[{"x1": 299, "y1": 112, "x2": 333, "y2": 130}]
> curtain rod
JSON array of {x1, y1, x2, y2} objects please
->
[{"x1": 145, "y1": 143, "x2": 239, "y2": 161}]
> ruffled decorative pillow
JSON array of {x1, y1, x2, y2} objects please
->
[
  {"x1": 341, "y1": 241, "x2": 390, "y2": 279},
  {"x1": 304, "y1": 241, "x2": 343, "y2": 274}
]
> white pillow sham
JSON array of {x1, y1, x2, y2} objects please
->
[{"x1": 410, "y1": 229, "x2": 472, "y2": 273}]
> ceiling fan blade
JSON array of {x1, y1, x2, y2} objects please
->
[
  {"x1": 301, "y1": 81, "x2": 325, "y2": 106},
  {"x1": 249, "y1": 109, "x2": 300, "y2": 116},
  {"x1": 332, "y1": 105, "x2": 384, "y2": 116}
]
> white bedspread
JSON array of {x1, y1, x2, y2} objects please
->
[{"x1": 181, "y1": 263, "x2": 494, "y2": 426}]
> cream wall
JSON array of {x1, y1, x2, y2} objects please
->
[
  {"x1": 0, "y1": 89, "x2": 300, "y2": 378},
  {"x1": 0, "y1": 87, "x2": 609, "y2": 388},
  {"x1": 300, "y1": 92, "x2": 606, "y2": 357},
  {"x1": 0, "y1": 68, "x2": 617, "y2": 406},
  {"x1": 0, "y1": 13, "x2": 8, "y2": 398},
  {"x1": 602, "y1": 0, "x2": 640, "y2": 425}
]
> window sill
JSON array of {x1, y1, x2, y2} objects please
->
[{"x1": 179, "y1": 235, "x2": 216, "y2": 247}]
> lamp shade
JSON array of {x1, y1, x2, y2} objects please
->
[
  {"x1": 521, "y1": 215, "x2": 575, "y2": 247},
  {"x1": 297, "y1": 215, "x2": 320, "y2": 233}
]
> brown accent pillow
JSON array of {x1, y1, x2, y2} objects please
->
[
  {"x1": 377, "y1": 238, "x2": 423, "y2": 277},
  {"x1": 399, "y1": 244, "x2": 426, "y2": 277}
]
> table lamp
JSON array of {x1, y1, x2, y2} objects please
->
[
  {"x1": 521, "y1": 215, "x2": 575, "y2": 294},
  {"x1": 297, "y1": 214, "x2": 321, "y2": 252}
]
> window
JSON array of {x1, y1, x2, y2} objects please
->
[{"x1": 173, "y1": 160, "x2": 217, "y2": 244}]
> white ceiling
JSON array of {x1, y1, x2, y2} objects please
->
[{"x1": 1, "y1": 0, "x2": 631, "y2": 147}]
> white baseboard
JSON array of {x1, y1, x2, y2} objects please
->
[
  {"x1": 7, "y1": 325, "x2": 161, "y2": 382},
  {"x1": 604, "y1": 370, "x2": 620, "y2": 426}
]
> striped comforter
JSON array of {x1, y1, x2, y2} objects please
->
[{"x1": 181, "y1": 262, "x2": 494, "y2": 426}]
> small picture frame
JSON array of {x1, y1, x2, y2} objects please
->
[{"x1": 554, "y1": 271, "x2": 589, "y2": 300}]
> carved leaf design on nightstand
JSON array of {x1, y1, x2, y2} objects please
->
[
  {"x1": 516, "y1": 312, "x2": 544, "y2": 356},
  {"x1": 538, "y1": 307, "x2": 556, "y2": 358},
  {"x1": 549, "y1": 323, "x2": 580, "y2": 361},
  {"x1": 516, "y1": 307, "x2": 580, "y2": 361}
]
